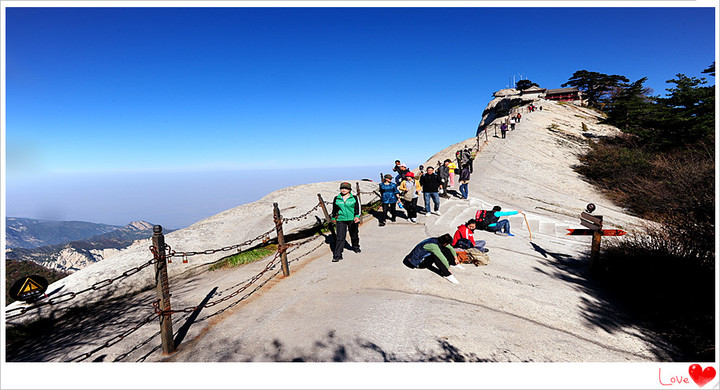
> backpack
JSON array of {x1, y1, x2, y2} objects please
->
[
  {"x1": 475, "y1": 210, "x2": 490, "y2": 228},
  {"x1": 456, "y1": 248, "x2": 490, "y2": 266}
]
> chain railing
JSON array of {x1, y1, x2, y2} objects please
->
[
  {"x1": 160, "y1": 225, "x2": 277, "y2": 261},
  {"x1": 7, "y1": 183, "x2": 375, "y2": 361},
  {"x1": 152, "y1": 250, "x2": 284, "y2": 316},
  {"x1": 61, "y1": 233, "x2": 329, "y2": 362},
  {"x1": 5, "y1": 258, "x2": 158, "y2": 320},
  {"x1": 68, "y1": 311, "x2": 159, "y2": 362}
]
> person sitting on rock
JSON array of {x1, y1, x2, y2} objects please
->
[
  {"x1": 378, "y1": 174, "x2": 400, "y2": 226},
  {"x1": 402, "y1": 234, "x2": 461, "y2": 284},
  {"x1": 452, "y1": 219, "x2": 488, "y2": 252},
  {"x1": 477, "y1": 205, "x2": 522, "y2": 236}
]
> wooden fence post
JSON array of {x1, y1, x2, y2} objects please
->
[
  {"x1": 273, "y1": 203, "x2": 290, "y2": 277},
  {"x1": 152, "y1": 225, "x2": 175, "y2": 355},
  {"x1": 317, "y1": 194, "x2": 336, "y2": 238}
]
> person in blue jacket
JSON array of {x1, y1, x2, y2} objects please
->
[
  {"x1": 378, "y1": 174, "x2": 400, "y2": 226},
  {"x1": 478, "y1": 205, "x2": 523, "y2": 236},
  {"x1": 402, "y1": 234, "x2": 461, "y2": 284}
]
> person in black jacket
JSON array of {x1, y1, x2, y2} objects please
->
[
  {"x1": 419, "y1": 166, "x2": 443, "y2": 215},
  {"x1": 437, "y1": 159, "x2": 452, "y2": 199},
  {"x1": 458, "y1": 163, "x2": 471, "y2": 199}
]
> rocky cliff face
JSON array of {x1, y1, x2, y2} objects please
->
[{"x1": 478, "y1": 88, "x2": 549, "y2": 130}]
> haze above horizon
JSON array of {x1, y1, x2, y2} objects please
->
[{"x1": 4, "y1": 5, "x2": 717, "y2": 228}]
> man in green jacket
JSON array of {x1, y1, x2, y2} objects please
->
[{"x1": 330, "y1": 182, "x2": 361, "y2": 262}]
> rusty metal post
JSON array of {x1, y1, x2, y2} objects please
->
[
  {"x1": 317, "y1": 194, "x2": 336, "y2": 238},
  {"x1": 152, "y1": 225, "x2": 175, "y2": 355},
  {"x1": 273, "y1": 203, "x2": 290, "y2": 277}
]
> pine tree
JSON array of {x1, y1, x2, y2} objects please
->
[
  {"x1": 515, "y1": 79, "x2": 539, "y2": 91},
  {"x1": 562, "y1": 70, "x2": 629, "y2": 107}
]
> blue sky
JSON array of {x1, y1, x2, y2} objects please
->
[{"x1": 3, "y1": 5, "x2": 717, "y2": 228}]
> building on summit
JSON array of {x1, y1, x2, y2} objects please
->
[{"x1": 545, "y1": 87, "x2": 582, "y2": 102}]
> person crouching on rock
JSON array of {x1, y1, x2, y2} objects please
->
[
  {"x1": 453, "y1": 219, "x2": 489, "y2": 253},
  {"x1": 330, "y1": 182, "x2": 361, "y2": 262},
  {"x1": 402, "y1": 234, "x2": 461, "y2": 284},
  {"x1": 378, "y1": 174, "x2": 400, "y2": 226}
]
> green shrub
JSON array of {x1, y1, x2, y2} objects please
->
[
  {"x1": 597, "y1": 226, "x2": 715, "y2": 361},
  {"x1": 209, "y1": 245, "x2": 277, "y2": 271}
]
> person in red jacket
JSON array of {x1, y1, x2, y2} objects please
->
[{"x1": 452, "y1": 219, "x2": 489, "y2": 252}]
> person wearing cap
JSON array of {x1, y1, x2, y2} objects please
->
[
  {"x1": 330, "y1": 182, "x2": 361, "y2": 262},
  {"x1": 378, "y1": 174, "x2": 400, "y2": 227},
  {"x1": 419, "y1": 166, "x2": 443, "y2": 215},
  {"x1": 398, "y1": 171, "x2": 421, "y2": 223}
]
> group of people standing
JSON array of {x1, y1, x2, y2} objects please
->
[{"x1": 381, "y1": 154, "x2": 475, "y2": 225}]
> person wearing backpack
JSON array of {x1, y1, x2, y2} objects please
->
[
  {"x1": 475, "y1": 206, "x2": 522, "y2": 236},
  {"x1": 330, "y1": 182, "x2": 361, "y2": 262},
  {"x1": 378, "y1": 174, "x2": 400, "y2": 226},
  {"x1": 452, "y1": 219, "x2": 488, "y2": 252},
  {"x1": 398, "y1": 171, "x2": 420, "y2": 223},
  {"x1": 402, "y1": 234, "x2": 461, "y2": 284}
]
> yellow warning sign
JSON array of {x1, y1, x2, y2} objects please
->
[{"x1": 20, "y1": 278, "x2": 43, "y2": 294}]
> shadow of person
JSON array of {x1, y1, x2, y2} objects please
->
[{"x1": 531, "y1": 242, "x2": 573, "y2": 261}]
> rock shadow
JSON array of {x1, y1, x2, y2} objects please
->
[
  {"x1": 528, "y1": 241, "x2": 680, "y2": 360},
  {"x1": 237, "y1": 330, "x2": 500, "y2": 362}
]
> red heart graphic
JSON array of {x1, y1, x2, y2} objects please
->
[{"x1": 689, "y1": 364, "x2": 717, "y2": 388}]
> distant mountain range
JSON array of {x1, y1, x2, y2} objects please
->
[
  {"x1": 5, "y1": 218, "x2": 163, "y2": 274},
  {"x1": 6, "y1": 217, "x2": 123, "y2": 249}
]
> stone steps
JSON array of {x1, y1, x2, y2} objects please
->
[{"x1": 430, "y1": 195, "x2": 582, "y2": 240}]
